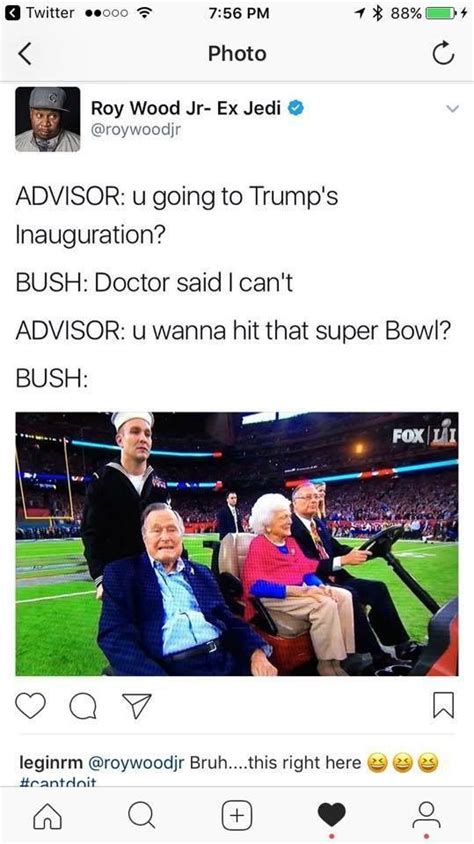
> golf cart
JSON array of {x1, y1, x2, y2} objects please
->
[
  {"x1": 211, "y1": 525, "x2": 458, "y2": 676},
  {"x1": 359, "y1": 526, "x2": 458, "y2": 676}
]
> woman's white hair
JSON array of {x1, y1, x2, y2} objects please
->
[{"x1": 249, "y1": 493, "x2": 291, "y2": 535}]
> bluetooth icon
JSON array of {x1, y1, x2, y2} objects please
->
[{"x1": 373, "y1": 4, "x2": 383, "y2": 20}]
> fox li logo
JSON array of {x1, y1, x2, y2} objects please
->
[
  {"x1": 392, "y1": 418, "x2": 457, "y2": 447},
  {"x1": 430, "y1": 417, "x2": 457, "y2": 448}
]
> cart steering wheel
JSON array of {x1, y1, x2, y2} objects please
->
[{"x1": 359, "y1": 525, "x2": 404, "y2": 561}]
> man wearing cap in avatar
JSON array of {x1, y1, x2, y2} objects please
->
[
  {"x1": 15, "y1": 87, "x2": 80, "y2": 152},
  {"x1": 81, "y1": 413, "x2": 169, "y2": 599}
]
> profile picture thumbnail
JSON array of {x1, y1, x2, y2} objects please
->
[{"x1": 15, "y1": 86, "x2": 80, "y2": 152}]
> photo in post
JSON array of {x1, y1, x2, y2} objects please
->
[{"x1": 15, "y1": 411, "x2": 458, "y2": 677}]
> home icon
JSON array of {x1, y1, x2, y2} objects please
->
[{"x1": 33, "y1": 804, "x2": 62, "y2": 830}]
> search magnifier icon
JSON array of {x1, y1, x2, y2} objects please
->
[{"x1": 128, "y1": 801, "x2": 155, "y2": 829}]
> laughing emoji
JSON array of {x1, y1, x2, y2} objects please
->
[
  {"x1": 367, "y1": 753, "x2": 388, "y2": 773},
  {"x1": 393, "y1": 752, "x2": 413, "y2": 773},
  {"x1": 418, "y1": 752, "x2": 438, "y2": 773}
]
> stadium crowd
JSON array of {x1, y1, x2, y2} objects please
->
[
  {"x1": 16, "y1": 470, "x2": 458, "y2": 539},
  {"x1": 16, "y1": 412, "x2": 458, "y2": 539},
  {"x1": 16, "y1": 411, "x2": 458, "y2": 486}
]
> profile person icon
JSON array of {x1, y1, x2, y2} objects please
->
[
  {"x1": 412, "y1": 801, "x2": 441, "y2": 829},
  {"x1": 15, "y1": 87, "x2": 80, "y2": 152}
]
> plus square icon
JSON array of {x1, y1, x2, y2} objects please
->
[{"x1": 222, "y1": 801, "x2": 253, "y2": 831}]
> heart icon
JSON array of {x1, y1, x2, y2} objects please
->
[
  {"x1": 15, "y1": 692, "x2": 46, "y2": 719},
  {"x1": 317, "y1": 802, "x2": 346, "y2": 827}
]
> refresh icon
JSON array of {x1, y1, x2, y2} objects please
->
[{"x1": 433, "y1": 40, "x2": 455, "y2": 65}]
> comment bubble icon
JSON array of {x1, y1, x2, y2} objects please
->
[{"x1": 69, "y1": 692, "x2": 97, "y2": 720}]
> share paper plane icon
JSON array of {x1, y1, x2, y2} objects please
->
[{"x1": 122, "y1": 694, "x2": 152, "y2": 720}]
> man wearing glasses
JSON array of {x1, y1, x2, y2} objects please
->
[{"x1": 291, "y1": 482, "x2": 420, "y2": 673}]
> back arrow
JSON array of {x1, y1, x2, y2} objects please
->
[
  {"x1": 433, "y1": 41, "x2": 455, "y2": 65},
  {"x1": 18, "y1": 42, "x2": 32, "y2": 65}
]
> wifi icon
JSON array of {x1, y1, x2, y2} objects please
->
[{"x1": 137, "y1": 6, "x2": 152, "y2": 17}]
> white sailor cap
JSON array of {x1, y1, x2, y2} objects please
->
[{"x1": 111, "y1": 412, "x2": 154, "y2": 431}]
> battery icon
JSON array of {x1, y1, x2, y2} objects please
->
[{"x1": 425, "y1": 7, "x2": 456, "y2": 18}]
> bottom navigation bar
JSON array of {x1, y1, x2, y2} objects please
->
[{"x1": 1, "y1": 786, "x2": 472, "y2": 842}]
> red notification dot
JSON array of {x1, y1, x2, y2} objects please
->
[{"x1": 424, "y1": 835, "x2": 430, "y2": 840}]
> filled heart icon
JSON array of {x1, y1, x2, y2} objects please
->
[
  {"x1": 15, "y1": 692, "x2": 46, "y2": 719},
  {"x1": 317, "y1": 802, "x2": 346, "y2": 827}
]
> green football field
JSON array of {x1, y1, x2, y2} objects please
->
[{"x1": 16, "y1": 536, "x2": 458, "y2": 676}]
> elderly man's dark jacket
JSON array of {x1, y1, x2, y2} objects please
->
[
  {"x1": 98, "y1": 553, "x2": 266, "y2": 675},
  {"x1": 81, "y1": 463, "x2": 168, "y2": 584},
  {"x1": 291, "y1": 513, "x2": 352, "y2": 580},
  {"x1": 291, "y1": 515, "x2": 410, "y2": 650}
]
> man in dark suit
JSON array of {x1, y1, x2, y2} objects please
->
[
  {"x1": 98, "y1": 503, "x2": 276, "y2": 676},
  {"x1": 216, "y1": 491, "x2": 244, "y2": 540},
  {"x1": 291, "y1": 483, "x2": 419, "y2": 670}
]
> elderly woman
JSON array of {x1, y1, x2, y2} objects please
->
[{"x1": 242, "y1": 493, "x2": 355, "y2": 676}]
